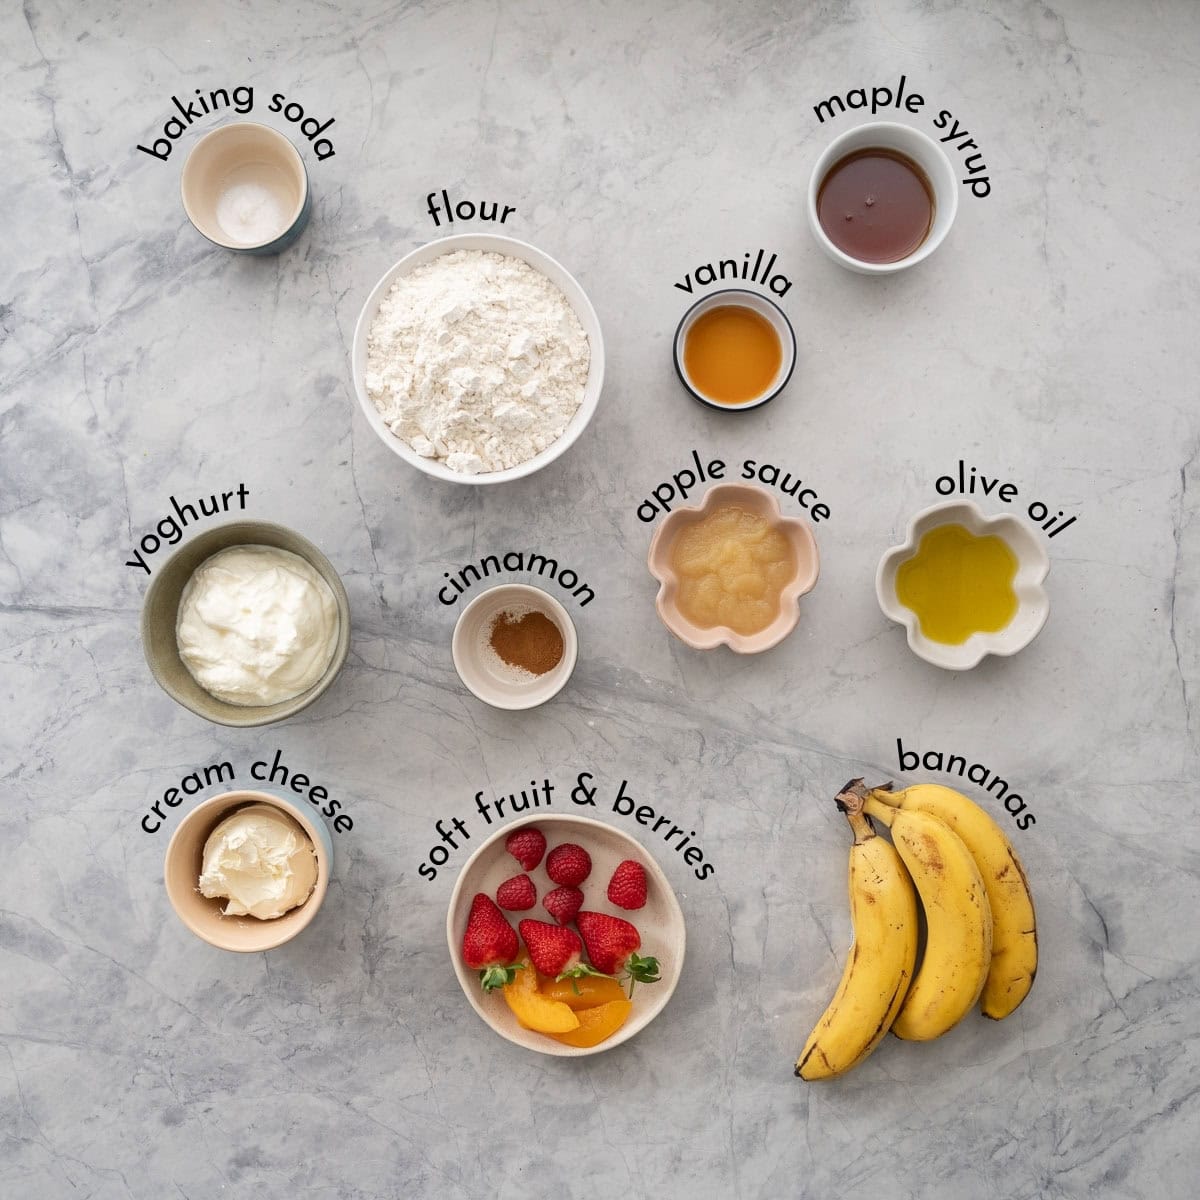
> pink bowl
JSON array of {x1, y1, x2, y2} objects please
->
[{"x1": 646, "y1": 483, "x2": 820, "y2": 653}]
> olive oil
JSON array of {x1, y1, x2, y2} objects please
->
[{"x1": 895, "y1": 524, "x2": 1018, "y2": 645}]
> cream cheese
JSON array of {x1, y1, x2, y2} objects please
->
[
  {"x1": 176, "y1": 544, "x2": 339, "y2": 706},
  {"x1": 198, "y1": 804, "x2": 318, "y2": 920}
]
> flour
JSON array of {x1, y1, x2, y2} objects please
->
[{"x1": 363, "y1": 250, "x2": 591, "y2": 474}]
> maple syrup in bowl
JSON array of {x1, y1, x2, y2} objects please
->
[{"x1": 807, "y1": 122, "x2": 958, "y2": 274}]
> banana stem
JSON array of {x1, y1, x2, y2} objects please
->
[
  {"x1": 868, "y1": 782, "x2": 901, "y2": 807},
  {"x1": 835, "y1": 779, "x2": 877, "y2": 844},
  {"x1": 862, "y1": 794, "x2": 897, "y2": 828}
]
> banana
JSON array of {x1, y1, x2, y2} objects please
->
[
  {"x1": 862, "y1": 791, "x2": 992, "y2": 1041},
  {"x1": 870, "y1": 783, "x2": 1036, "y2": 1019},
  {"x1": 795, "y1": 789, "x2": 918, "y2": 1080}
]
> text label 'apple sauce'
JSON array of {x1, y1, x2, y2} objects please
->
[{"x1": 636, "y1": 449, "x2": 831, "y2": 524}]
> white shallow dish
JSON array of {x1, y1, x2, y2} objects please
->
[
  {"x1": 451, "y1": 583, "x2": 578, "y2": 710},
  {"x1": 351, "y1": 233, "x2": 605, "y2": 484},
  {"x1": 446, "y1": 813, "x2": 686, "y2": 1057},
  {"x1": 876, "y1": 499, "x2": 1050, "y2": 670}
]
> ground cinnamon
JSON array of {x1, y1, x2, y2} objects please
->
[{"x1": 488, "y1": 609, "x2": 564, "y2": 676}]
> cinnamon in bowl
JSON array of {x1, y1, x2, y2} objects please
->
[{"x1": 451, "y1": 584, "x2": 578, "y2": 709}]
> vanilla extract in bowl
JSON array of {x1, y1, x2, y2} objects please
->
[{"x1": 817, "y1": 148, "x2": 934, "y2": 265}]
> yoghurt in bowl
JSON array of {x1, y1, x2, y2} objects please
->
[{"x1": 141, "y1": 521, "x2": 351, "y2": 728}]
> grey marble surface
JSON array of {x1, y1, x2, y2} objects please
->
[{"x1": 4, "y1": 0, "x2": 1199, "y2": 1196}]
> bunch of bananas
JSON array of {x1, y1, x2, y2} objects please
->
[{"x1": 795, "y1": 778, "x2": 1037, "y2": 1080}]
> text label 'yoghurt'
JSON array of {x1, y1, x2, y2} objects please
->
[{"x1": 126, "y1": 484, "x2": 249, "y2": 575}]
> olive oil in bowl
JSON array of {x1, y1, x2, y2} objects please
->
[{"x1": 894, "y1": 524, "x2": 1018, "y2": 645}]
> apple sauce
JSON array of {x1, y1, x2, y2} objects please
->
[{"x1": 670, "y1": 504, "x2": 798, "y2": 635}]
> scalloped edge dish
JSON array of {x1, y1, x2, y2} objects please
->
[
  {"x1": 875, "y1": 499, "x2": 1050, "y2": 671},
  {"x1": 646, "y1": 482, "x2": 820, "y2": 653}
]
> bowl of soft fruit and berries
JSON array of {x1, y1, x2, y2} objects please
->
[{"x1": 446, "y1": 814, "x2": 686, "y2": 1055}]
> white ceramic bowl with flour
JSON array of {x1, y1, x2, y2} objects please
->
[{"x1": 351, "y1": 234, "x2": 605, "y2": 485}]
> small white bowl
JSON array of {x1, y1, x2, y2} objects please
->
[
  {"x1": 351, "y1": 234, "x2": 605, "y2": 484},
  {"x1": 446, "y1": 813, "x2": 686, "y2": 1057},
  {"x1": 876, "y1": 500, "x2": 1050, "y2": 671},
  {"x1": 451, "y1": 584, "x2": 578, "y2": 709},
  {"x1": 807, "y1": 121, "x2": 958, "y2": 274},
  {"x1": 180, "y1": 122, "x2": 311, "y2": 255},
  {"x1": 673, "y1": 289, "x2": 797, "y2": 412}
]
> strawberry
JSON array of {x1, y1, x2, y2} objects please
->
[
  {"x1": 506, "y1": 826, "x2": 547, "y2": 872},
  {"x1": 576, "y1": 911, "x2": 661, "y2": 995},
  {"x1": 546, "y1": 842, "x2": 591, "y2": 887},
  {"x1": 462, "y1": 893, "x2": 521, "y2": 991},
  {"x1": 495, "y1": 873, "x2": 537, "y2": 911},
  {"x1": 518, "y1": 919, "x2": 598, "y2": 981},
  {"x1": 606, "y1": 860, "x2": 648, "y2": 910},
  {"x1": 542, "y1": 885, "x2": 584, "y2": 925}
]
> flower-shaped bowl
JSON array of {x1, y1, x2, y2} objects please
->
[
  {"x1": 876, "y1": 499, "x2": 1050, "y2": 671},
  {"x1": 646, "y1": 483, "x2": 820, "y2": 653}
]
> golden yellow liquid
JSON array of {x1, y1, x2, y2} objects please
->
[
  {"x1": 671, "y1": 504, "x2": 797, "y2": 635},
  {"x1": 894, "y1": 524, "x2": 1018, "y2": 645},
  {"x1": 683, "y1": 306, "x2": 782, "y2": 405}
]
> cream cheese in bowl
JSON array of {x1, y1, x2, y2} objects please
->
[{"x1": 198, "y1": 803, "x2": 318, "y2": 920}]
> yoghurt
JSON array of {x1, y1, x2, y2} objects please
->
[
  {"x1": 199, "y1": 804, "x2": 318, "y2": 920},
  {"x1": 176, "y1": 545, "x2": 339, "y2": 706}
]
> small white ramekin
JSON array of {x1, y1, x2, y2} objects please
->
[
  {"x1": 451, "y1": 584, "x2": 578, "y2": 709},
  {"x1": 807, "y1": 121, "x2": 959, "y2": 275}
]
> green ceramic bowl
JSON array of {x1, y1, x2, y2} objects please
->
[{"x1": 140, "y1": 520, "x2": 351, "y2": 727}]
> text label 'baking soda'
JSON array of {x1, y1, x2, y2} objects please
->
[
  {"x1": 811, "y1": 75, "x2": 992, "y2": 198},
  {"x1": 934, "y1": 460, "x2": 1078, "y2": 539},
  {"x1": 136, "y1": 87, "x2": 337, "y2": 161},
  {"x1": 126, "y1": 484, "x2": 249, "y2": 575},
  {"x1": 636, "y1": 449, "x2": 831, "y2": 524},
  {"x1": 417, "y1": 771, "x2": 716, "y2": 883},
  {"x1": 137, "y1": 749, "x2": 355, "y2": 835}
]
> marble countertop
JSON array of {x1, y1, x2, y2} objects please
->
[{"x1": 4, "y1": 1, "x2": 1199, "y2": 1196}]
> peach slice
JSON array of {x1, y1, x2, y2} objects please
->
[
  {"x1": 539, "y1": 976, "x2": 628, "y2": 1010},
  {"x1": 503, "y1": 961, "x2": 580, "y2": 1034},
  {"x1": 547, "y1": 999, "x2": 633, "y2": 1048}
]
